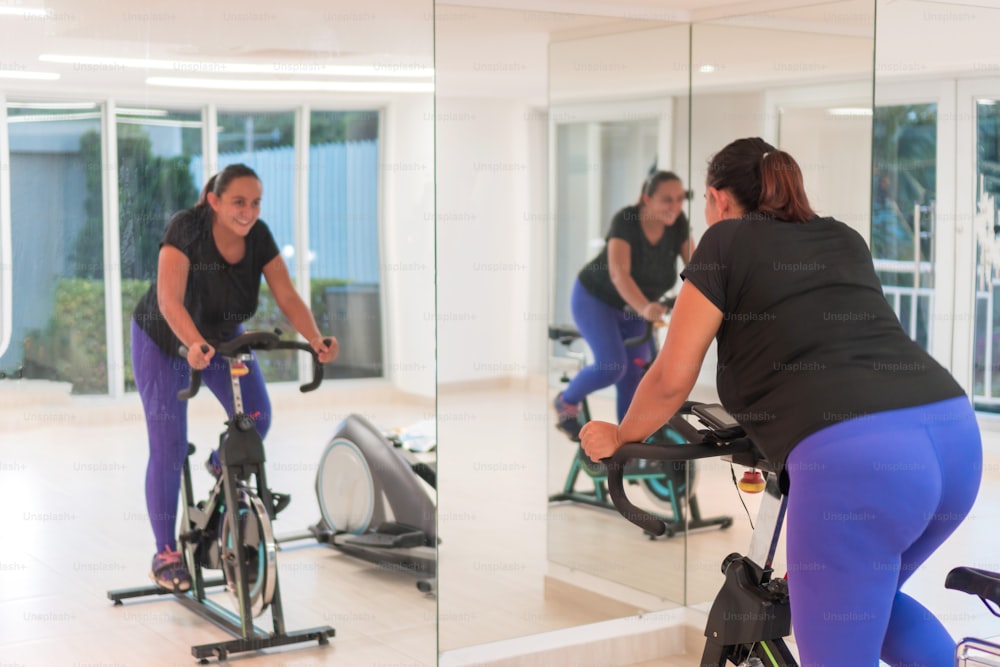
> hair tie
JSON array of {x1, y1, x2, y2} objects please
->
[{"x1": 762, "y1": 151, "x2": 770, "y2": 161}]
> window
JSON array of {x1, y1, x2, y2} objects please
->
[{"x1": 1, "y1": 103, "x2": 105, "y2": 391}]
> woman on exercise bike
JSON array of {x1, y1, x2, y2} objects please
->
[
  {"x1": 131, "y1": 163, "x2": 338, "y2": 592},
  {"x1": 581, "y1": 137, "x2": 982, "y2": 667},
  {"x1": 553, "y1": 170, "x2": 693, "y2": 440}
]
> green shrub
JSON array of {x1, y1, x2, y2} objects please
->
[{"x1": 24, "y1": 277, "x2": 351, "y2": 394}]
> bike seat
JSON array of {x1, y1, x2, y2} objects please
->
[
  {"x1": 549, "y1": 324, "x2": 581, "y2": 343},
  {"x1": 946, "y1": 566, "x2": 1000, "y2": 605}
]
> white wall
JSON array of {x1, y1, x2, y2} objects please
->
[
  {"x1": 435, "y1": 97, "x2": 549, "y2": 384},
  {"x1": 382, "y1": 93, "x2": 437, "y2": 397}
]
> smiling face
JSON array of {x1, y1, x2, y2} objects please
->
[
  {"x1": 208, "y1": 176, "x2": 262, "y2": 237},
  {"x1": 642, "y1": 178, "x2": 686, "y2": 226}
]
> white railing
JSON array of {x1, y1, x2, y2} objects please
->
[{"x1": 872, "y1": 258, "x2": 935, "y2": 351}]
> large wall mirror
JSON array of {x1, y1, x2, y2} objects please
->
[
  {"x1": 684, "y1": 0, "x2": 876, "y2": 611},
  {"x1": 872, "y1": 0, "x2": 1000, "y2": 643},
  {"x1": 546, "y1": 20, "x2": 693, "y2": 609},
  {"x1": 544, "y1": 0, "x2": 876, "y2": 617},
  {"x1": 0, "y1": 1, "x2": 435, "y2": 665}
]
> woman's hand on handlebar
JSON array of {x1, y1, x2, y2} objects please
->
[
  {"x1": 310, "y1": 335, "x2": 339, "y2": 364},
  {"x1": 641, "y1": 301, "x2": 668, "y2": 322},
  {"x1": 187, "y1": 341, "x2": 214, "y2": 370},
  {"x1": 580, "y1": 420, "x2": 623, "y2": 462}
]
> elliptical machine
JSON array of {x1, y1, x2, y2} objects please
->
[
  {"x1": 278, "y1": 413, "x2": 437, "y2": 588},
  {"x1": 108, "y1": 330, "x2": 335, "y2": 663}
]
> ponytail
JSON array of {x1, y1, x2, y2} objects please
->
[
  {"x1": 757, "y1": 151, "x2": 815, "y2": 222},
  {"x1": 706, "y1": 138, "x2": 815, "y2": 223},
  {"x1": 196, "y1": 174, "x2": 219, "y2": 207}
]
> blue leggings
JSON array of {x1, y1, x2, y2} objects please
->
[
  {"x1": 131, "y1": 320, "x2": 272, "y2": 552},
  {"x1": 561, "y1": 280, "x2": 654, "y2": 421},
  {"x1": 785, "y1": 395, "x2": 982, "y2": 666}
]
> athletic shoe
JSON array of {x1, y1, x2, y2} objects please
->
[
  {"x1": 150, "y1": 546, "x2": 191, "y2": 592},
  {"x1": 205, "y1": 449, "x2": 222, "y2": 479},
  {"x1": 553, "y1": 392, "x2": 582, "y2": 441}
]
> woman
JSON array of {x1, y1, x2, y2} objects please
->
[
  {"x1": 581, "y1": 138, "x2": 981, "y2": 666},
  {"x1": 553, "y1": 170, "x2": 693, "y2": 439},
  {"x1": 131, "y1": 163, "x2": 337, "y2": 592}
]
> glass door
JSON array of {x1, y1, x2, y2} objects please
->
[
  {"x1": 957, "y1": 79, "x2": 1000, "y2": 410},
  {"x1": 870, "y1": 80, "x2": 958, "y2": 373}
]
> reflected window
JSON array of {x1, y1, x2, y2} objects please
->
[
  {"x1": 211, "y1": 110, "x2": 297, "y2": 381},
  {"x1": 308, "y1": 110, "x2": 381, "y2": 379},
  {"x1": 973, "y1": 100, "x2": 1000, "y2": 408},
  {"x1": 553, "y1": 118, "x2": 659, "y2": 328},
  {"x1": 1, "y1": 103, "x2": 105, "y2": 392},
  {"x1": 871, "y1": 103, "x2": 936, "y2": 350},
  {"x1": 117, "y1": 107, "x2": 203, "y2": 391}
]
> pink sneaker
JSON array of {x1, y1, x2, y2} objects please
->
[
  {"x1": 553, "y1": 392, "x2": 582, "y2": 440},
  {"x1": 150, "y1": 546, "x2": 191, "y2": 592}
]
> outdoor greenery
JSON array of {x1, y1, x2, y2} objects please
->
[{"x1": 24, "y1": 278, "x2": 349, "y2": 393}]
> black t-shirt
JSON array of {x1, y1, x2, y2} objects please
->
[
  {"x1": 681, "y1": 214, "x2": 964, "y2": 468},
  {"x1": 133, "y1": 206, "x2": 281, "y2": 357},
  {"x1": 577, "y1": 205, "x2": 690, "y2": 310}
]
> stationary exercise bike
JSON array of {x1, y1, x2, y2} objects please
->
[
  {"x1": 108, "y1": 330, "x2": 335, "y2": 663},
  {"x1": 548, "y1": 300, "x2": 733, "y2": 537},
  {"x1": 606, "y1": 401, "x2": 797, "y2": 665},
  {"x1": 278, "y1": 414, "x2": 437, "y2": 590},
  {"x1": 607, "y1": 403, "x2": 1000, "y2": 667}
]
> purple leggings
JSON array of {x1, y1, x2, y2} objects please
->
[
  {"x1": 131, "y1": 320, "x2": 272, "y2": 552},
  {"x1": 785, "y1": 395, "x2": 981, "y2": 666},
  {"x1": 561, "y1": 279, "x2": 653, "y2": 421}
]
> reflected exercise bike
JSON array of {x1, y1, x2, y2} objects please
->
[{"x1": 548, "y1": 298, "x2": 732, "y2": 537}]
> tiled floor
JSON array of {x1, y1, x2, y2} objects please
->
[
  {"x1": 0, "y1": 379, "x2": 437, "y2": 666},
  {"x1": 3, "y1": 378, "x2": 999, "y2": 666}
]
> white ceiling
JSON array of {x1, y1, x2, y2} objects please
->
[{"x1": 0, "y1": 0, "x2": 997, "y2": 104}]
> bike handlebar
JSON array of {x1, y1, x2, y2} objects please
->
[
  {"x1": 177, "y1": 330, "x2": 328, "y2": 401},
  {"x1": 600, "y1": 401, "x2": 769, "y2": 536}
]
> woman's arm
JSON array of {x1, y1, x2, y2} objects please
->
[
  {"x1": 680, "y1": 236, "x2": 695, "y2": 264},
  {"x1": 157, "y1": 245, "x2": 214, "y2": 369},
  {"x1": 262, "y1": 255, "x2": 338, "y2": 363},
  {"x1": 608, "y1": 238, "x2": 666, "y2": 321},
  {"x1": 581, "y1": 279, "x2": 723, "y2": 461}
]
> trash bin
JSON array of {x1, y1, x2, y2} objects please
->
[{"x1": 323, "y1": 284, "x2": 383, "y2": 378}]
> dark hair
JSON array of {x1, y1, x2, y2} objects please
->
[
  {"x1": 637, "y1": 170, "x2": 684, "y2": 206},
  {"x1": 706, "y1": 137, "x2": 815, "y2": 223},
  {"x1": 196, "y1": 163, "x2": 260, "y2": 207}
]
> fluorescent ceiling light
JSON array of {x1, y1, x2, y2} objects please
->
[
  {"x1": 147, "y1": 76, "x2": 434, "y2": 93},
  {"x1": 0, "y1": 71, "x2": 59, "y2": 80},
  {"x1": 7, "y1": 101, "x2": 97, "y2": 109},
  {"x1": 116, "y1": 107, "x2": 170, "y2": 116},
  {"x1": 8, "y1": 112, "x2": 101, "y2": 123},
  {"x1": 40, "y1": 54, "x2": 433, "y2": 79},
  {"x1": 0, "y1": 7, "x2": 48, "y2": 18},
  {"x1": 827, "y1": 107, "x2": 872, "y2": 116}
]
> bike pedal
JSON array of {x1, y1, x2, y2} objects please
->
[{"x1": 271, "y1": 492, "x2": 291, "y2": 515}]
